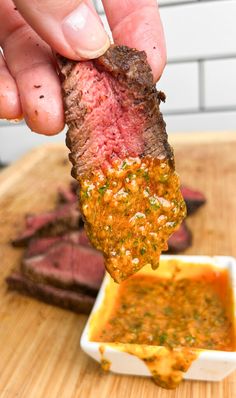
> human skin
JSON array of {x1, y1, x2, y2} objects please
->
[{"x1": 0, "y1": 0, "x2": 166, "y2": 135}]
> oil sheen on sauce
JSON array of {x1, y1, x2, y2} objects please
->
[
  {"x1": 79, "y1": 156, "x2": 186, "y2": 282},
  {"x1": 94, "y1": 263, "x2": 234, "y2": 389}
]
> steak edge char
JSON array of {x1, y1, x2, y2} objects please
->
[{"x1": 58, "y1": 45, "x2": 186, "y2": 282}]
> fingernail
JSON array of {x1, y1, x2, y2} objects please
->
[{"x1": 62, "y1": 3, "x2": 110, "y2": 59}]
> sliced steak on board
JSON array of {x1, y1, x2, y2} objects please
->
[
  {"x1": 25, "y1": 230, "x2": 90, "y2": 258},
  {"x1": 58, "y1": 181, "x2": 78, "y2": 204},
  {"x1": 22, "y1": 241, "x2": 104, "y2": 295},
  {"x1": 181, "y1": 185, "x2": 206, "y2": 215},
  {"x1": 12, "y1": 203, "x2": 81, "y2": 246},
  {"x1": 58, "y1": 45, "x2": 186, "y2": 282},
  {"x1": 166, "y1": 221, "x2": 192, "y2": 253},
  {"x1": 6, "y1": 272, "x2": 94, "y2": 314}
]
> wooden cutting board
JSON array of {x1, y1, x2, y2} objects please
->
[{"x1": 0, "y1": 132, "x2": 236, "y2": 398}]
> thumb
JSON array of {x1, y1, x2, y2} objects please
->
[{"x1": 13, "y1": 0, "x2": 110, "y2": 59}]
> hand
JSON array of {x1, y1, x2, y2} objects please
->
[{"x1": 0, "y1": 0, "x2": 166, "y2": 135}]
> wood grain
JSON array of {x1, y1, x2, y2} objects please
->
[{"x1": 0, "y1": 133, "x2": 236, "y2": 398}]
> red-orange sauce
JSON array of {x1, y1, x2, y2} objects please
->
[
  {"x1": 94, "y1": 263, "x2": 234, "y2": 388},
  {"x1": 99, "y1": 346, "x2": 111, "y2": 372}
]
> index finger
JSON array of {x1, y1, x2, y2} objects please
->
[{"x1": 102, "y1": 0, "x2": 166, "y2": 82}]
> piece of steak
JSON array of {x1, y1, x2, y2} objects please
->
[
  {"x1": 6, "y1": 272, "x2": 94, "y2": 314},
  {"x1": 25, "y1": 236, "x2": 62, "y2": 258},
  {"x1": 25, "y1": 230, "x2": 90, "y2": 258},
  {"x1": 58, "y1": 45, "x2": 186, "y2": 282},
  {"x1": 181, "y1": 185, "x2": 206, "y2": 215},
  {"x1": 12, "y1": 203, "x2": 81, "y2": 246},
  {"x1": 58, "y1": 181, "x2": 78, "y2": 204},
  {"x1": 58, "y1": 186, "x2": 77, "y2": 204},
  {"x1": 166, "y1": 221, "x2": 192, "y2": 253},
  {"x1": 22, "y1": 241, "x2": 104, "y2": 294}
]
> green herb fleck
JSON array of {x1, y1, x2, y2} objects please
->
[
  {"x1": 159, "y1": 332, "x2": 168, "y2": 345},
  {"x1": 159, "y1": 174, "x2": 169, "y2": 183},
  {"x1": 140, "y1": 247, "x2": 146, "y2": 255},
  {"x1": 136, "y1": 213, "x2": 145, "y2": 219},
  {"x1": 193, "y1": 310, "x2": 200, "y2": 320},
  {"x1": 82, "y1": 189, "x2": 89, "y2": 199},
  {"x1": 185, "y1": 335, "x2": 196, "y2": 344},
  {"x1": 167, "y1": 221, "x2": 177, "y2": 228},
  {"x1": 152, "y1": 204, "x2": 160, "y2": 211},
  {"x1": 131, "y1": 322, "x2": 142, "y2": 332},
  {"x1": 149, "y1": 197, "x2": 160, "y2": 210},
  {"x1": 143, "y1": 171, "x2": 150, "y2": 182},
  {"x1": 127, "y1": 172, "x2": 133, "y2": 180},
  {"x1": 163, "y1": 306, "x2": 173, "y2": 316},
  {"x1": 152, "y1": 244, "x2": 157, "y2": 251},
  {"x1": 98, "y1": 183, "x2": 109, "y2": 195},
  {"x1": 144, "y1": 312, "x2": 153, "y2": 317}
]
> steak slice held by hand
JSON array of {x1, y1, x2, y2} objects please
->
[{"x1": 58, "y1": 45, "x2": 186, "y2": 282}]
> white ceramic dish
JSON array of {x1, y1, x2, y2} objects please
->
[{"x1": 81, "y1": 255, "x2": 236, "y2": 382}]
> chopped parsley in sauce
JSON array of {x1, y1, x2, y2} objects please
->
[
  {"x1": 79, "y1": 156, "x2": 186, "y2": 282},
  {"x1": 97, "y1": 270, "x2": 233, "y2": 351},
  {"x1": 94, "y1": 263, "x2": 234, "y2": 389}
]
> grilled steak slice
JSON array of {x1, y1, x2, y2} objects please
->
[
  {"x1": 181, "y1": 185, "x2": 206, "y2": 215},
  {"x1": 6, "y1": 272, "x2": 94, "y2": 314},
  {"x1": 25, "y1": 230, "x2": 90, "y2": 258},
  {"x1": 166, "y1": 221, "x2": 192, "y2": 253},
  {"x1": 12, "y1": 203, "x2": 80, "y2": 246},
  {"x1": 22, "y1": 241, "x2": 104, "y2": 294},
  {"x1": 58, "y1": 186, "x2": 77, "y2": 204},
  {"x1": 58, "y1": 181, "x2": 78, "y2": 204},
  {"x1": 25, "y1": 236, "x2": 62, "y2": 258},
  {"x1": 58, "y1": 45, "x2": 186, "y2": 282}
]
